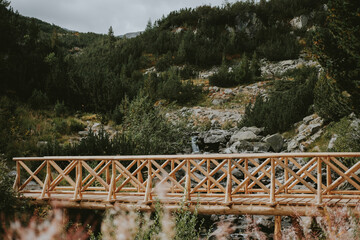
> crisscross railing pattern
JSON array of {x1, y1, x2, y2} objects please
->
[{"x1": 13, "y1": 153, "x2": 360, "y2": 214}]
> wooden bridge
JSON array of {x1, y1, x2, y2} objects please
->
[{"x1": 13, "y1": 153, "x2": 360, "y2": 216}]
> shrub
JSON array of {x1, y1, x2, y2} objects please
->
[
  {"x1": 209, "y1": 64, "x2": 236, "y2": 87},
  {"x1": 155, "y1": 52, "x2": 172, "y2": 72},
  {"x1": 52, "y1": 118, "x2": 69, "y2": 135},
  {"x1": 157, "y1": 68, "x2": 203, "y2": 105},
  {"x1": 179, "y1": 65, "x2": 197, "y2": 79},
  {"x1": 241, "y1": 67, "x2": 317, "y2": 134},
  {"x1": 69, "y1": 119, "x2": 85, "y2": 133},
  {"x1": 54, "y1": 100, "x2": 67, "y2": 117},
  {"x1": 0, "y1": 161, "x2": 18, "y2": 215},
  {"x1": 28, "y1": 89, "x2": 49, "y2": 109},
  {"x1": 314, "y1": 74, "x2": 352, "y2": 122}
]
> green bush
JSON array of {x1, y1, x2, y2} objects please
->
[
  {"x1": 314, "y1": 74, "x2": 352, "y2": 122},
  {"x1": 179, "y1": 65, "x2": 197, "y2": 79},
  {"x1": 28, "y1": 89, "x2": 49, "y2": 109},
  {"x1": 54, "y1": 100, "x2": 67, "y2": 116},
  {"x1": 209, "y1": 64, "x2": 236, "y2": 87},
  {"x1": 241, "y1": 67, "x2": 317, "y2": 134},
  {"x1": 156, "y1": 52, "x2": 172, "y2": 72},
  {"x1": 0, "y1": 161, "x2": 18, "y2": 214},
  {"x1": 52, "y1": 118, "x2": 69, "y2": 135},
  {"x1": 69, "y1": 119, "x2": 85, "y2": 133},
  {"x1": 157, "y1": 68, "x2": 203, "y2": 105},
  {"x1": 210, "y1": 53, "x2": 261, "y2": 87}
]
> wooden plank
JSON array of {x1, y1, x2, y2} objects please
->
[{"x1": 14, "y1": 152, "x2": 360, "y2": 162}]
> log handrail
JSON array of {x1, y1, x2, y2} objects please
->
[{"x1": 13, "y1": 153, "x2": 360, "y2": 214}]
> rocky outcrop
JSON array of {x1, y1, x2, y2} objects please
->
[
  {"x1": 290, "y1": 15, "x2": 308, "y2": 29},
  {"x1": 235, "y1": 12, "x2": 263, "y2": 38},
  {"x1": 264, "y1": 133, "x2": 284, "y2": 152},
  {"x1": 197, "y1": 126, "x2": 285, "y2": 153},
  {"x1": 286, "y1": 114, "x2": 324, "y2": 152},
  {"x1": 261, "y1": 58, "x2": 320, "y2": 77}
]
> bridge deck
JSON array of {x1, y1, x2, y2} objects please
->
[{"x1": 13, "y1": 153, "x2": 360, "y2": 216}]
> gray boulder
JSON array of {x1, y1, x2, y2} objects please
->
[
  {"x1": 290, "y1": 15, "x2": 308, "y2": 29},
  {"x1": 253, "y1": 142, "x2": 271, "y2": 152},
  {"x1": 264, "y1": 133, "x2": 283, "y2": 152},
  {"x1": 202, "y1": 129, "x2": 232, "y2": 144},
  {"x1": 228, "y1": 140, "x2": 254, "y2": 153},
  {"x1": 230, "y1": 131, "x2": 258, "y2": 144},
  {"x1": 240, "y1": 126, "x2": 263, "y2": 135}
]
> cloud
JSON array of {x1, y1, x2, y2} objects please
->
[{"x1": 10, "y1": 0, "x2": 238, "y2": 35}]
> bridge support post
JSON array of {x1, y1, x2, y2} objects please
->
[
  {"x1": 144, "y1": 160, "x2": 152, "y2": 204},
  {"x1": 270, "y1": 158, "x2": 276, "y2": 205},
  {"x1": 317, "y1": 157, "x2": 322, "y2": 205},
  {"x1": 224, "y1": 159, "x2": 232, "y2": 205},
  {"x1": 184, "y1": 159, "x2": 191, "y2": 202},
  {"x1": 274, "y1": 215, "x2": 282, "y2": 240}
]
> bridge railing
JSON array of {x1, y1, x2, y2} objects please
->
[{"x1": 13, "y1": 153, "x2": 360, "y2": 205}]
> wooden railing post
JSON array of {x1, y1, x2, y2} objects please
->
[
  {"x1": 184, "y1": 159, "x2": 191, "y2": 202},
  {"x1": 270, "y1": 158, "x2": 276, "y2": 205},
  {"x1": 225, "y1": 159, "x2": 232, "y2": 205},
  {"x1": 13, "y1": 161, "x2": 20, "y2": 191},
  {"x1": 107, "y1": 160, "x2": 116, "y2": 202},
  {"x1": 40, "y1": 160, "x2": 50, "y2": 199},
  {"x1": 326, "y1": 157, "x2": 331, "y2": 195},
  {"x1": 106, "y1": 160, "x2": 110, "y2": 185},
  {"x1": 274, "y1": 215, "x2": 282, "y2": 240},
  {"x1": 171, "y1": 159, "x2": 175, "y2": 193},
  {"x1": 317, "y1": 157, "x2": 322, "y2": 205},
  {"x1": 137, "y1": 159, "x2": 144, "y2": 192},
  {"x1": 207, "y1": 159, "x2": 210, "y2": 194},
  {"x1": 73, "y1": 160, "x2": 82, "y2": 201},
  {"x1": 245, "y1": 158, "x2": 249, "y2": 194},
  {"x1": 144, "y1": 160, "x2": 152, "y2": 204},
  {"x1": 284, "y1": 158, "x2": 288, "y2": 194}
]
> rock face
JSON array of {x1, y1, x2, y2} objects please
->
[
  {"x1": 261, "y1": 58, "x2": 319, "y2": 77},
  {"x1": 197, "y1": 126, "x2": 284, "y2": 153},
  {"x1": 290, "y1": 15, "x2": 308, "y2": 29},
  {"x1": 286, "y1": 114, "x2": 324, "y2": 152},
  {"x1": 230, "y1": 131, "x2": 258, "y2": 144},
  {"x1": 235, "y1": 12, "x2": 263, "y2": 38},
  {"x1": 198, "y1": 129, "x2": 233, "y2": 152},
  {"x1": 264, "y1": 133, "x2": 283, "y2": 152}
]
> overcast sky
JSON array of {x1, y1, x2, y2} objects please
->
[{"x1": 10, "y1": 0, "x2": 240, "y2": 35}]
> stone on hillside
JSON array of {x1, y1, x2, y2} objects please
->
[
  {"x1": 230, "y1": 131, "x2": 258, "y2": 144},
  {"x1": 264, "y1": 133, "x2": 283, "y2": 152},
  {"x1": 302, "y1": 114, "x2": 316, "y2": 125},
  {"x1": 290, "y1": 15, "x2": 308, "y2": 29},
  {"x1": 36, "y1": 141, "x2": 48, "y2": 148},
  {"x1": 228, "y1": 140, "x2": 254, "y2": 153},
  {"x1": 253, "y1": 142, "x2": 271, "y2": 152},
  {"x1": 212, "y1": 99, "x2": 225, "y2": 106},
  {"x1": 240, "y1": 126, "x2": 263, "y2": 135},
  {"x1": 202, "y1": 129, "x2": 231, "y2": 144}
]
